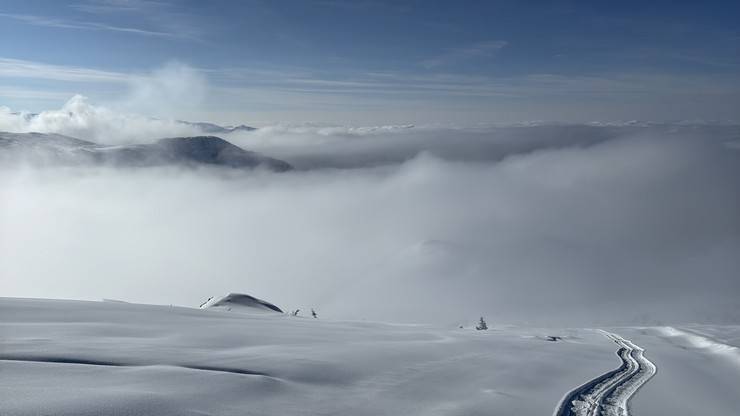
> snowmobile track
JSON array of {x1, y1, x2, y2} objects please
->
[{"x1": 553, "y1": 331, "x2": 656, "y2": 416}]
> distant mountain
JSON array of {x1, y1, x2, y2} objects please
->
[
  {"x1": 176, "y1": 120, "x2": 257, "y2": 134},
  {"x1": 0, "y1": 132, "x2": 292, "y2": 171}
]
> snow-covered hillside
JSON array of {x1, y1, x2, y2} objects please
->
[
  {"x1": 0, "y1": 132, "x2": 292, "y2": 171},
  {"x1": 1, "y1": 297, "x2": 739, "y2": 415}
]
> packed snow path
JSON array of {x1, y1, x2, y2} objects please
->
[{"x1": 554, "y1": 331, "x2": 657, "y2": 416}]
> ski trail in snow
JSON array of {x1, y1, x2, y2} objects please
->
[{"x1": 554, "y1": 331, "x2": 656, "y2": 416}]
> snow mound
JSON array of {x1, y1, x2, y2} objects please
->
[
  {"x1": 200, "y1": 293, "x2": 283, "y2": 313},
  {"x1": 654, "y1": 326, "x2": 740, "y2": 365}
]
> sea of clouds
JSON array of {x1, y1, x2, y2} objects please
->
[{"x1": 1, "y1": 96, "x2": 739, "y2": 326}]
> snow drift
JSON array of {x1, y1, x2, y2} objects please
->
[{"x1": 200, "y1": 293, "x2": 284, "y2": 313}]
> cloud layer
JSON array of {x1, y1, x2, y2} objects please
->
[
  {"x1": 1, "y1": 110, "x2": 739, "y2": 326},
  {"x1": 0, "y1": 95, "x2": 204, "y2": 144}
]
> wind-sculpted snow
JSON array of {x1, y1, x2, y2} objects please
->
[
  {"x1": 0, "y1": 297, "x2": 628, "y2": 416},
  {"x1": 653, "y1": 327, "x2": 740, "y2": 366},
  {"x1": 617, "y1": 326, "x2": 740, "y2": 415},
  {"x1": 3, "y1": 298, "x2": 740, "y2": 415},
  {"x1": 555, "y1": 331, "x2": 656, "y2": 416},
  {"x1": 200, "y1": 292, "x2": 284, "y2": 313},
  {"x1": 0, "y1": 355, "x2": 271, "y2": 377}
]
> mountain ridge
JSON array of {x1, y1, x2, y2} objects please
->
[{"x1": 0, "y1": 131, "x2": 291, "y2": 171}]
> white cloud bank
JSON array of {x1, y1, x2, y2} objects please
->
[
  {"x1": 0, "y1": 95, "x2": 203, "y2": 144},
  {"x1": 120, "y1": 61, "x2": 209, "y2": 117},
  {"x1": 1, "y1": 111, "x2": 739, "y2": 325},
  {"x1": 0, "y1": 61, "x2": 211, "y2": 142}
]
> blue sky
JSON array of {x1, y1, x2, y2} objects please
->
[{"x1": 1, "y1": 0, "x2": 739, "y2": 124}]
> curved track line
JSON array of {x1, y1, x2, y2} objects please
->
[
  {"x1": 0, "y1": 355, "x2": 270, "y2": 377},
  {"x1": 554, "y1": 331, "x2": 656, "y2": 416}
]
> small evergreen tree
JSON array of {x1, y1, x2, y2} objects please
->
[
  {"x1": 476, "y1": 317, "x2": 488, "y2": 330},
  {"x1": 311, "y1": 309, "x2": 318, "y2": 318}
]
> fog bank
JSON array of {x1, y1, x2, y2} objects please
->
[{"x1": 2, "y1": 121, "x2": 739, "y2": 325}]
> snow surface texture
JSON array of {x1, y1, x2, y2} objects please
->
[
  {"x1": 0, "y1": 297, "x2": 619, "y2": 416},
  {"x1": 2, "y1": 298, "x2": 740, "y2": 415},
  {"x1": 620, "y1": 326, "x2": 740, "y2": 415}
]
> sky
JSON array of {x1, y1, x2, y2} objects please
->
[{"x1": 1, "y1": 0, "x2": 739, "y2": 125}]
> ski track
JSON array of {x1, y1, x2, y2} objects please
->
[{"x1": 554, "y1": 331, "x2": 656, "y2": 416}]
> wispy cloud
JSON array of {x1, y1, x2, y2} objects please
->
[
  {"x1": 0, "y1": 12, "x2": 184, "y2": 39},
  {"x1": 0, "y1": 2, "x2": 202, "y2": 41},
  {"x1": 0, "y1": 86, "x2": 76, "y2": 101},
  {"x1": 0, "y1": 59, "x2": 210, "y2": 117},
  {"x1": 207, "y1": 65, "x2": 699, "y2": 99},
  {"x1": 68, "y1": 0, "x2": 204, "y2": 41},
  {"x1": 310, "y1": 0, "x2": 412, "y2": 13},
  {"x1": 2, "y1": 57, "x2": 738, "y2": 124},
  {"x1": 0, "y1": 58, "x2": 129, "y2": 85},
  {"x1": 0, "y1": 58, "x2": 129, "y2": 83},
  {"x1": 69, "y1": 0, "x2": 172, "y2": 14},
  {"x1": 421, "y1": 40, "x2": 508, "y2": 69}
]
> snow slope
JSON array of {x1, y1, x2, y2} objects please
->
[
  {"x1": 0, "y1": 297, "x2": 618, "y2": 416},
  {"x1": 1, "y1": 298, "x2": 738, "y2": 415},
  {"x1": 618, "y1": 326, "x2": 740, "y2": 415}
]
